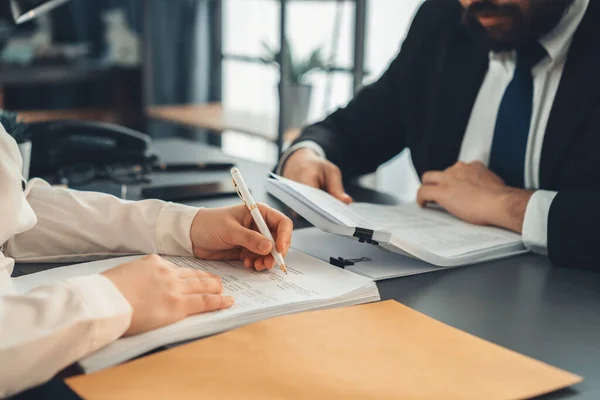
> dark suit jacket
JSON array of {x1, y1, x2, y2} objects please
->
[{"x1": 293, "y1": 0, "x2": 600, "y2": 270}]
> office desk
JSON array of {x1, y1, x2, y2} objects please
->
[{"x1": 15, "y1": 138, "x2": 600, "y2": 400}]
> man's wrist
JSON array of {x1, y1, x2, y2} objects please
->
[
  {"x1": 281, "y1": 147, "x2": 321, "y2": 177},
  {"x1": 490, "y1": 188, "x2": 535, "y2": 233},
  {"x1": 521, "y1": 190, "x2": 557, "y2": 254},
  {"x1": 276, "y1": 141, "x2": 326, "y2": 176}
]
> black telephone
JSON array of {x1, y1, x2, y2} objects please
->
[{"x1": 29, "y1": 120, "x2": 159, "y2": 178}]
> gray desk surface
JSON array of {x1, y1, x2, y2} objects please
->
[{"x1": 16, "y1": 138, "x2": 600, "y2": 399}]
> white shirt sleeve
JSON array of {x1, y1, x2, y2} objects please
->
[
  {"x1": 522, "y1": 190, "x2": 559, "y2": 255},
  {"x1": 275, "y1": 140, "x2": 327, "y2": 175},
  {"x1": 0, "y1": 265, "x2": 132, "y2": 398},
  {"x1": 5, "y1": 179, "x2": 200, "y2": 263},
  {"x1": 0, "y1": 124, "x2": 199, "y2": 396}
]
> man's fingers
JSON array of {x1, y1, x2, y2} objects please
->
[
  {"x1": 231, "y1": 226, "x2": 273, "y2": 255},
  {"x1": 185, "y1": 294, "x2": 234, "y2": 315},
  {"x1": 417, "y1": 185, "x2": 443, "y2": 208},
  {"x1": 294, "y1": 173, "x2": 322, "y2": 189},
  {"x1": 422, "y1": 171, "x2": 444, "y2": 185},
  {"x1": 468, "y1": 160, "x2": 486, "y2": 168},
  {"x1": 324, "y1": 167, "x2": 353, "y2": 204},
  {"x1": 184, "y1": 277, "x2": 223, "y2": 295}
]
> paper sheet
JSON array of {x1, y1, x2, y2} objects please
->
[
  {"x1": 13, "y1": 250, "x2": 378, "y2": 372},
  {"x1": 170, "y1": 254, "x2": 370, "y2": 309},
  {"x1": 269, "y1": 176, "x2": 523, "y2": 261},
  {"x1": 270, "y1": 176, "x2": 369, "y2": 227},
  {"x1": 292, "y1": 228, "x2": 443, "y2": 280},
  {"x1": 351, "y1": 204, "x2": 523, "y2": 258}
]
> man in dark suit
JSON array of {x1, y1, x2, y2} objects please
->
[{"x1": 279, "y1": 0, "x2": 600, "y2": 269}]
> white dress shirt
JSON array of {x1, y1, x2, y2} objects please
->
[
  {"x1": 280, "y1": 0, "x2": 589, "y2": 255},
  {"x1": 0, "y1": 126, "x2": 199, "y2": 397}
]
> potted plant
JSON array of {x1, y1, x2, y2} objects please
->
[
  {"x1": 0, "y1": 110, "x2": 32, "y2": 179},
  {"x1": 261, "y1": 39, "x2": 327, "y2": 132}
]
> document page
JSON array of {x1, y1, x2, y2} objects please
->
[
  {"x1": 169, "y1": 251, "x2": 370, "y2": 311},
  {"x1": 13, "y1": 250, "x2": 377, "y2": 372},
  {"x1": 351, "y1": 203, "x2": 523, "y2": 258},
  {"x1": 267, "y1": 176, "x2": 524, "y2": 264},
  {"x1": 292, "y1": 228, "x2": 443, "y2": 280},
  {"x1": 269, "y1": 176, "x2": 368, "y2": 227},
  {"x1": 79, "y1": 250, "x2": 376, "y2": 371}
]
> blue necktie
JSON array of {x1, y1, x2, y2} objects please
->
[{"x1": 489, "y1": 43, "x2": 547, "y2": 188}]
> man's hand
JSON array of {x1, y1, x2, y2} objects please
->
[
  {"x1": 102, "y1": 255, "x2": 233, "y2": 336},
  {"x1": 190, "y1": 204, "x2": 293, "y2": 271},
  {"x1": 417, "y1": 161, "x2": 534, "y2": 233},
  {"x1": 282, "y1": 147, "x2": 353, "y2": 204}
]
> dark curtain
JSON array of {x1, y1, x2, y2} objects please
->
[{"x1": 145, "y1": 0, "x2": 221, "y2": 140}]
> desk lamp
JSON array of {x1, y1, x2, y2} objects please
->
[{"x1": 10, "y1": 0, "x2": 70, "y2": 24}]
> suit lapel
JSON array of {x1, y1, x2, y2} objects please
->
[
  {"x1": 425, "y1": 28, "x2": 489, "y2": 173},
  {"x1": 540, "y1": 1, "x2": 600, "y2": 188}
]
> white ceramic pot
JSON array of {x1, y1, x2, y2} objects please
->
[{"x1": 280, "y1": 82, "x2": 312, "y2": 132}]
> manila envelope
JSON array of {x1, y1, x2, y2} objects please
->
[{"x1": 67, "y1": 300, "x2": 582, "y2": 400}]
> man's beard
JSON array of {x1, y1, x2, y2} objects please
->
[{"x1": 462, "y1": 0, "x2": 575, "y2": 52}]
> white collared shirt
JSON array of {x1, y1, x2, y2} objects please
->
[
  {"x1": 459, "y1": 0, "x2": 589, "y2": 253},
  {"x1": 280, "y1": 0, "x2": 589, "y2": 255},
  {"x1": 0, "y1": 126, "x2": 199, "y2": 397}
]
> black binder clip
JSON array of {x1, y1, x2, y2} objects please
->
[
  {"x1": 353, "y1": 227, "x2": 379, "y2": 245},
  {"x1": 329, "y1": 257, "x2": 371, "y2": 269}
]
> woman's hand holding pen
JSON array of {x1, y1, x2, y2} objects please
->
[{"x1": 190, "y1": 204, "x2": 293, "y2": 271}]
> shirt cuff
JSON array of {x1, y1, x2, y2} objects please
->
[
  {"x1": 522, "y1": 190, "x2": 558, "y2": 255},
  {"x1": 276, "y1": 141, "x2": 327, "y2": 175},
  {"x1": 64, "y1": 274, "x2": 132, "y2": 352},
  {"x1": 156, "y1": 203, "x2": 200, "y2": 256}
]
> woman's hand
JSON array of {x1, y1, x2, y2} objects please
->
[
  {"x1": 103, "y1": 255, "x2": 234, "y2": 336},
  {"x1": 190, "y1": 204, "x2": 293, "y2": 271}
]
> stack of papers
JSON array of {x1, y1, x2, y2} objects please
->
[
  {"x1": 267, "y1": 175, "x2": 527, "y2": 267},
  {"x1": 14, "y1": 250, "x2": 379, "y2": 373},
  {"x1": 292, "y1": 227, "x2": 443, "y2": 280}
]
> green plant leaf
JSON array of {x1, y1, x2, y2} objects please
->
[
  {"x1": 296, "y1": 48, "x2": 326, "y2": 84},
  {"x1": 260, "y1": 40, "x2": 277, "y2": 64},
  {"x1": 260, "y1": 37, "x2": 327, "y2": 85}
]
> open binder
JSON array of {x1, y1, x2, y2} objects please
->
[{"x1": 267, "y1": 175, "x2": 527, "y2": 267}]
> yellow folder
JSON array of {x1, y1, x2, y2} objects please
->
[{"x1": 67, "y1": 301, "x2": 581, "y2": 400}]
